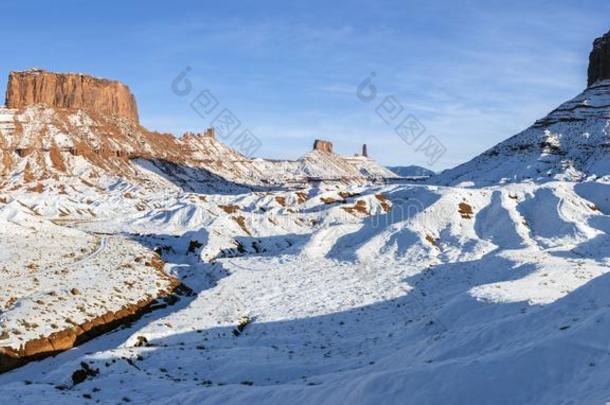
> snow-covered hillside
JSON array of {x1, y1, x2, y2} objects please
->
[
  {"x1": 0, "y1": 104, "x2": 395, "y2": 193},
  {"x1": 1, "y1": 175, "x2": 610, "y2": 403},
  {"x1": 435, "y1": 80, "x2": 610, "y2": 186},
  {"x1": 0, "y1": 199, "x2": 181, "y2": 373},
  {"x1": 387, "y1": 165, "x2": 435, "y2": 178}
]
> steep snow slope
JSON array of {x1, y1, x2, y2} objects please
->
[{"x1": 435, "y1": 80, "x2": 610, "y2": 186}]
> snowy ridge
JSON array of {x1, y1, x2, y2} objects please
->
[
  {"x1": 0, "y1": 105, "x2": 396, "y2": 193},
  {"x1": 435, "y1": 80, "x2": 610, "y2": 186}
]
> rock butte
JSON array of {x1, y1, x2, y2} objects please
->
[
  {"x1": 588, "y1": 30, "x2": 610, "y2": 86},
  {"x1": 313, "y1": 139, "x2": 334, "y2": 153},
  {"x1": 5, "y1": 68, "x2": 139, "y2": 122}
]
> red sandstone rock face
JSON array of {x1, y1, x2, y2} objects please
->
[
  {"x1": 5, "y1": 69, "x2": 139, "y2": 123},
  {"x1": 313, "y1": 139, "x2": 333, "y2": 153}
]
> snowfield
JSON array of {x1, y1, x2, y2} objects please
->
[
  {"x1": 1, "y1": 176, "x2": 610, "y2": 404},
  {"x1": 0, "y1": 200, "x2": 178, "y2": 355}
]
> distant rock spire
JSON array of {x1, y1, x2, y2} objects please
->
[{"x1": 362, "y1": 144, "x2": 368, "y2": 157}]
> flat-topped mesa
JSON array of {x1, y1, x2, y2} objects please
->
[
  {"x1": 588, "y1": 30, "x2": 610, "y2": 87},
  {"x1": 313, "y1": 139, "x2": 333, "y2": 153},
  {"x1": 5, "y1": 69, "x2": 139, "y2": 123}
]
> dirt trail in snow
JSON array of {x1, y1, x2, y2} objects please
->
[{"x1": 67, "y1": 235, "x2": 107, "y2": 269}]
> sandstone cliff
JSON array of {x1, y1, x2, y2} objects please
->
[
  {"x1": 313, "y1": 139, "x2": 333, "y2": 153},
  {"x1": 5, "y1": 69, "x2": 139, "y2": 122},
  {"x1": 588, "y1": 30, "x2": 610, "y2": 86}
]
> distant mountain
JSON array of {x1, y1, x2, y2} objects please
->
[{"x1": 386, "y1": 165, "x2": 435, "y2": 177}]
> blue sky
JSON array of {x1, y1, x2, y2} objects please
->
[{"x1": 2, "y1": 0, "x2": 610, "y2": 169}]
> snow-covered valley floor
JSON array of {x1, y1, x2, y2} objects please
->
[{"x1": 1, "y1": 179, "x2": 610, "y2": 404}]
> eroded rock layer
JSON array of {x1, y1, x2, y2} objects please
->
[
  {"x1": 5, "y1": 69, "x2": 139, "y2": 123},
  {"x1": 313, "y1": 139, "x2": 333, "y2": 153}
]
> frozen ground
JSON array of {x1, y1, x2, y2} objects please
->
[
  {"x1": 1, "y1": 178, "x2": 610, "y2": 404},
  {"x1": 0, "y1": 200, "x2": 177, "y2": 353}
]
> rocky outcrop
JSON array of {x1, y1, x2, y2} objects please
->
[
  {"x1": 0, "y1": 258, "x2": 183, "y2": 375},
  {"x1": 183, "y1": 128, "x2": 215, "y2": 139},
  {"x1": 5, "y1": 69, "x2": 139, "y2": 122},
  {"x1": 588, "y1": 30, "x2": 610, "y2": 86},
  {"x1": 0, "y1": 295, "x2": 160, "y2": 374},
  {"x1": 313, "y1": 139, "x2": 333, "y2": 153}
]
